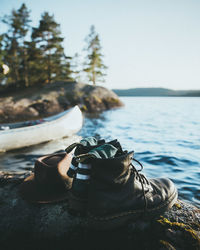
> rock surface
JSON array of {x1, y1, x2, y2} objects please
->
[
  {"x1": 0, "y1": 81, "x2": 123, "y2": 123},
  {"x1": 0, "y1": 171, "x2": 199, "y2": 250}
]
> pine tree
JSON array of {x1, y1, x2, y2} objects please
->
[
  {"x1": 83, "y1": 25, "x2": 107, "y2": 85},
  {"x1": 71, "y1": 53, "x2": 82, "y2": 82},
  {"x1": 0, "y1": 35, "x2": 6, "y2": 82},
  {"x1": 2, "y1": 3, "x2": 31, "y2": 87},
  {"x1": 17, "y1": 4, "x2": 31, "y2": 87},
  {"x1": 59, "y1": 56, "x2": 74, "y2": 81},
  {"x1": 26, "y1": 40, "x2": 43, "y2": 85},
  {"x1": 0, "y1": 35, "x2": 5, "y2": 65},
  {"x1": 31, "y1": 12, "x2": 72, "y2": 84}
]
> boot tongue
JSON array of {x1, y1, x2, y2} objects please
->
[{"x1": 88, "y1": 144, "x2": 118, "y2": 159}]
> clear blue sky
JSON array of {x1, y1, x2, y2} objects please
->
[{"x1": 1, "y1": 0, "x2": 200, "y2": 90}]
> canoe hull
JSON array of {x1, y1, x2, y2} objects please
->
[{"x1": 0, "y1": 106, "x2": 83, "y2": 152}]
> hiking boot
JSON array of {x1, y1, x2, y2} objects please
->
[
  {"x1": 20, "y1": 152, "x2": 73, "y2": 203},
  {"x1": 85, "y1": 149, "x2": 178, "y2": 229},
  {"x1": 67, "y1": 139, "x2": 124, "y2": 215}
]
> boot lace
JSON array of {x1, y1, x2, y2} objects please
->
[{"x1": 130, "y1": 158, "x2": 150, "y2": 211}]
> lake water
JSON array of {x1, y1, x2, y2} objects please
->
[{"x1": 0, "y1": 97, "x2": 199, "y2": 207}]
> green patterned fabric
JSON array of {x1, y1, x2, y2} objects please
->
[
  {"x1": 65, "y1": 137, "x2": 98, "y2": 153},
  {"x1": 80, "y1": 137, "x2": 98, "y2": 147},
  {"x1": 88, "y1": 144, "x2": 118, "y2": 159}
]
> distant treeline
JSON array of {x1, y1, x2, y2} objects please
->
[
  {"x1": 113, "y1": 88, "x2": 200, "y2": 97},
  {"x1": 0, "y1": 3, "x2": 107, "y2": 90}
]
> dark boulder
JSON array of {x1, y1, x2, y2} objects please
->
[{"x1": 0, "y1": 171, "x2": 199, "y2": 250}]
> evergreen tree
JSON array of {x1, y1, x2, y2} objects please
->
[
  {"x1": 83, "y1": 25, "x2": 107, "y2": 85},
  {"x1": 59, "y1": 55, "x2": 74, "y2": 81},
  {"x1": 0, "y1": 35, "x2": 5, "y2": 65},
  {"x1": 2, "y1": 3, "x2": 31, "y2": 87},
  {"x1": 26, "y1": 40, "x2": 43, "y2": 85},
  {"x1": 31, "y1": 12, "x2": 72, "y2": 84},
  {"x1": 71, "y1": 53, "x2": 82, "y2": 82},
  {"x1": 17, "y1": 4, "x2": 31, "y2": 87},
  {"x1": 0, "y1": 35, "x2": 6, "y2": 83}
]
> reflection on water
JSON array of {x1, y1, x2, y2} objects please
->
[{"x1": 0, "y1": 97, "x2": 199, "y2": 207}]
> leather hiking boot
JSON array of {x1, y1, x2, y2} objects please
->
[
  {"x1": 67, "y1": 139, "x2": 124, "y2": 215},
  {"x1": 86, "y1": 150, "x2": 178, "y2": 229},
  {"x1": 20, "y1": 152, "x2": 73, "y2": 203}
]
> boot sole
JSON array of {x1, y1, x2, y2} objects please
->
[{"x1": 87, "y1": 188, "x2": 178, "y2": 230}]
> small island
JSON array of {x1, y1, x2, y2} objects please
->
[
  {"x1": 0, "y1": 81, "x2": 123, "y2": 124},
  {"x1": 0, "y1": 4, "x2": 123, "y2": 124}
]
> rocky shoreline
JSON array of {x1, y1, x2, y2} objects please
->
[
  {"x1": 0, "y1": 81, "x2": 123, "y2": 123},
  {"x1": 0, "y1": 171, "x2": 199, "y2": 250}
]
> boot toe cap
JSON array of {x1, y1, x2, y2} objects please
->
[{"x1": 150, "y1": 177, "x2": 177, "y2": 203}]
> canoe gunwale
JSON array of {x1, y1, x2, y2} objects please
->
[
  {"x1": 0, "y1": 105, "x2": 83, "y2": 152},
  {"x1": 0, "y1": 106, "x2": 78, "y2": 134}
]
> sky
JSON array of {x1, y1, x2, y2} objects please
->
[{"x1": 1, "y1": 0, "x2": 200, "y2": 90}]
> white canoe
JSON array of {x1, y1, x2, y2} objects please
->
[{"x1": 0, "y1": 105, "x2": 83, "y2": 152}]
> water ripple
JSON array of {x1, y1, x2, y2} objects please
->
[{"x1": 79, "y1": 97, "x2": 200, "y2": 207}]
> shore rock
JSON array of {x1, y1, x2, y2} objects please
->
[
  {"x1": 0, "y1": 81, "x2": 123, "y2": 123},
  {"x1": 0, "y1": 171, "x2": 199, "y2": 250}
]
